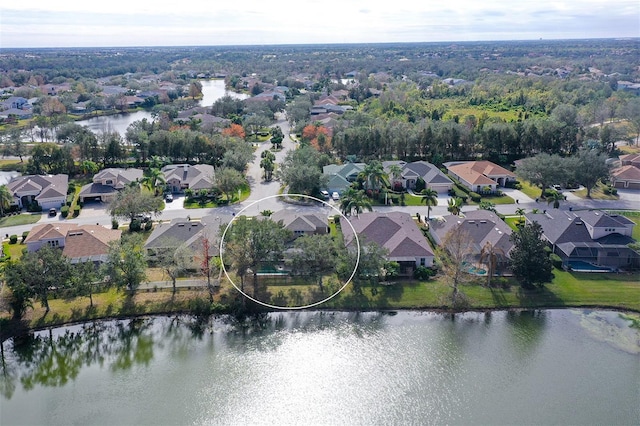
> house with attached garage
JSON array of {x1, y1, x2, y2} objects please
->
[
  {"x1": 444, "y1": 160, "x2": 516, "y2": 193},
  {"x1": 79, "y1": 168, "x2": 143, "y2": 203},
  {"x1": 322, "y1": 162, "x2": 365, "y2": 196},
  {"x1": 525, "y1": 210, "x2": 639, "y2": 270},
  {"x1": 340, "y1": 212, "x2": 434, "y2": 275},
  {"x1": 383, "y1": 160, "x2": 453, "y2": 193},
  {"x1": 7, "y1": 174, "x2": 68, "y2": 210},
  {"x1": 162, "y1": 164, "x2": 215, "y2": 193}
]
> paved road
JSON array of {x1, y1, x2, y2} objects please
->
[{"x1": 2, "y1": 114, "x2": 639, "y2": 238}]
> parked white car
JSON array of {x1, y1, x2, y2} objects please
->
[{"x1": 332, "y1": 192, "x2": 340, "y2": 201}]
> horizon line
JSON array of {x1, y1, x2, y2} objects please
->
[{"x1": 2, "y1": 36, "x2": 638, "y2": 50}]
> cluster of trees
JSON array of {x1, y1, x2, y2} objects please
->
[
  {"x1": 329, "y1": 99, "x2": 638, "y2": 165},
  {"x1": 516, "y1": 148, "x2": 611, "y2": 198},
  {"x1": 3, "y1": 235, "x2": 148, "y2": 320},
  {"x1": 222, "y1": 214, "x2": 398, "y2": 306}
]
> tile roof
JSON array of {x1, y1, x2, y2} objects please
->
[
  {"x1": 612, "y1": 165, "x2": 640, "y2": 182},
  {"x1": 341, "y1": 212, "x2": 434, "y2": 259},
  {"x1": 270, "y1": 211, "x2": 328, "y2": 233},
  {"x1": 7, "y1": 174, "x2": 68, "y2": 199},
  {"x1": 445, "y1": 161, "x2": 515, "y2": 186},
  {"x1": 429, "y1": 210, "x2": 513, "y2": 256},
  {"x1": 24, "y1": 223, "x2": 78, "y2": 244},
  {"x1": 62, "y1": 226, "x2": 121, "y2": 260},
  {"x1": 619, "y1": 153, "x2": 640, "y2": 167}
]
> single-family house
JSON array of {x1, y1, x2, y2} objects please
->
[
  {"x1": 145, "y1": 214, "x2": 233, "y2": 265},
  {"x1": 322, "y1": 163, "x2": 365, "y2": 195},
  {"x1": 7, "y1": 174, "x2": 68, "y2": 210},
  {"x1": 611, "y1": 165, "x2": 640, "y2": 190},
  {"x1": 79, "y1": 168, "x2": 143, "y2": 203},
  {"x1": 429, "y1": 209, "x2": 514, "y2": 272},
  {"x1": 383, "y1": 160, "x2": 453, "y2": 193},
  {"x1": 163, "y1": 164, "x2": 215, "y2": 193},
  {"x1": 269, "y1": 210, "x2": 329, "y2": 239},
  {"x1": 525, "y1": 210, "x2": 639, "y2": 270},
  {"x1": 444, "y1": 161, "x2": 516, "y2": 193},
  {"x1": 619, "y1": 153, "x2": 640, "y2": 168},
  {"x1": 24, "y1": 223, "x2": 121, "y2": 264},
  {"x1": 341, "y1": 212, "x2": 434, "y2": 275}
]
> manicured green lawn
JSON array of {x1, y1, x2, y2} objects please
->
[
  {"x1": 519, "y1": 180, "x2": 543, "y2": 199},
  {"x1": 573, "y1": 183, "x2": 619, "y2": 200},
  {"x1": 0, "y1": 213, "x2": 41, "y2": 228},
  {"x1": 3, "y1": 266, "x2": 638, "y2": 332},
  {"x1": 2, "y1": 241, "x2": 26, "y2": 260}
]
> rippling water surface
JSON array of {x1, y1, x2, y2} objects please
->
[{"x1": 1, "y1": 310, "x2": 638, "y2": 425}]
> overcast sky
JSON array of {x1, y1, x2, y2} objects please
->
[{"x1": 1, "y1": 0, "x2": 638, "y2": 48}]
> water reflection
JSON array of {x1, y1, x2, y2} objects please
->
[{"x1": 1, "y1": 310, "x2": 638, "y2": 425}]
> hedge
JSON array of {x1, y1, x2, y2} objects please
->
[
  {"x1": 9, "y1": 235, "x2": 18, "y2": 244},
  {"x1": 469, "y1": 191, "x2": 482, "y2": 202},
  {"x1": 550, "y1": 253, "x2": 563, "y2": 269},
  {"x1": 61, "y1": 206, "x2": 70, "y2": 218},
  {"x1": 73, "y1": 205, "x2": 81, "y2": 217}
]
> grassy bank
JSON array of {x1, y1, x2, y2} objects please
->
[{"x1": 2, "y1": 269, "x2": 638, "y2": 335}]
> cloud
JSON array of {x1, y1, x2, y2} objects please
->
[{"x1": 1, "y1": 0, "x2": 638, "y2": 47}]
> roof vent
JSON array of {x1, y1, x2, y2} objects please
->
[
  {"x1": 480, "y1": 220, "x2": 487, "y2": 223},
  {"x1": 576, "y1": 221, "x2": 583, "y2": 225},
  {"x1": 178, "y1": 224, "x2": 185, "y2": 227},
  {"x1": 468, "y1": 220, "x2": 475, "y2": 224}
]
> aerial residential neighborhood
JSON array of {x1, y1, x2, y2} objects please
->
[
  {"x1": 1, "y1": 1, "x2": 639, "y2": 423},
  {"x1": 0, "y1": 39, "x2": 638, "y2": 327}
]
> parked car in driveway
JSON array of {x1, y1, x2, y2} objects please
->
[
  {"x1": 48, "y1": 208, "x2": 57, "y2": 217},
  {"x1": 332, "y1": 192, "x2": 340, "y2": 201},
  {"x1": 320, "y1": 190, "x2": 330, "y2": 199},
  {"x1": 165, "y1": 193, "x2": 173, "y2": 202}
]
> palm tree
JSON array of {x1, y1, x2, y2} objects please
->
[
  {"x1": 546, "y1": 190, "x2": 564, "y2": 209},
  {"x1": 260, "y1": 156, "x2": 275, "y2": 181},
  {"x1": 143, "y1": 168, "x2": 166, "y2": 196},
  {"x1": 515, "y1": 207, "x2": 525, "y2": 220},
  {"x1": 388, "y1": 164, "x2": 403, "y2": 190},
  {"x1": 479, "y1": 241, "x2": 505, "y2": 287},
  {"x1": 359, "y1": 161, "x2": 389, "y2": 193},
  {"x1": 339, "y1": 188, "x2": 373, "y2": 217},
  {"x1": 0, "y1": 185, "x2": 12, "y2": 217},
  {"x1": 420, "y1": 188, "x2": 438, "y2": 221},
  {"x1": 447, "y1": 197, "x2": 463, "y2": 216}
]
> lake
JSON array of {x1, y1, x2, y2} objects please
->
[
  {"x1": 199, "y1": 79, "x2": 248, "y2": 107},
  {"x1": 73, "y1": 80, "x2": 247, "y2": 138},
  {"x1": 1, "y1": 309, "x2": 638, "y2": 425}
]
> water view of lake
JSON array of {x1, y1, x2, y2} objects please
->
[
  {"x1": 199, "y1": 79, "x2": 248, "y2": 107},
  {"x1": 1, "y1": 309, "x2": 638, "y2": 425},
  {"x1": 71, "y1": 80, "x2": 247, "y2": 138},
  {"x1": 75, "y1": 110, "x2": 154, "y2": 137}
]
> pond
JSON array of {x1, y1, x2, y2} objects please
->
[
  {"x1": 71, "y1": 80, "x2": 248, "y2": 138},
  {"x1": 1, "y1": 309, "x2": 638, "y2": 425}
]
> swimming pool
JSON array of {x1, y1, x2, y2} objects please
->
[{"x1": 568, "y1": 260, "x2": 613, "y2": 272}]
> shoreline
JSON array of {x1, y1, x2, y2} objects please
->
[{"x1": 3, "y1": 299, "x2": 639, "y2": 343}]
